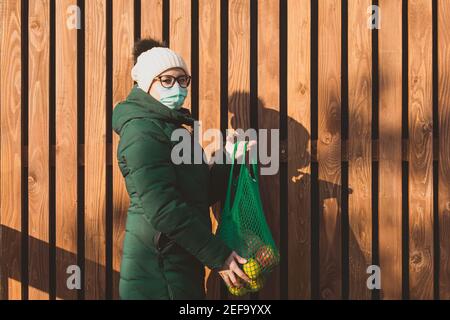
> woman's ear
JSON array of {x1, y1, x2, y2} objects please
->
[{"x1": 148, "y1": 83, "x2": 160, "y2": 100}]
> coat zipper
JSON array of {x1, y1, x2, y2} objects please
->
[{"x1": 158, "y1": 252, "x2": 174, "y2": 300}]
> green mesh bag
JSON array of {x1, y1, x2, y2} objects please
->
[{"x1": 216, "y1": 141, "x2": 280, "y2": 294}]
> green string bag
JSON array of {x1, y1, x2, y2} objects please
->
[{"x1": 216, "y1": 141, "x2": 280, "y2": 295}]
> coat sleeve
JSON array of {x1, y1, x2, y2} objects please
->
[{"x1": 121, "y1": 126, "x2": 232, "y2": 271}]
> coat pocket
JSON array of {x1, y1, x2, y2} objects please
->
[{"x1": 153, "y1": 231, "x2": 176, "y2": 254}]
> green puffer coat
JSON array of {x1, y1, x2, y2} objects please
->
[{"x1": 112, "y1": 85, "x2": 233, "y2": 300}]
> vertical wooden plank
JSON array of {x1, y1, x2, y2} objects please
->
[
  {"x1": 318, "y1": 0, "x2": 341, "y2": 300},
  {"x1": 170, "y1": 0, "x2": 191, "y2": 111},
  {"x1": 0, "y1": 0, "x2": 3, "y2": 40},
  {"x1": 198, "y1": 0, "x2": 222, "y2": 300},
  {"x1": 28, "y1": 0, "x2": 50, "y2": 300},
  {"x1": 287, "y1": 0, "x2": 311, "y2": 300},
  {"x1": 408, "y1": 0, "x2": 434, "y2": 300},
  {"x1": 378, "y1": 0, "x2": 403, "y2": 300},
  {"x1": 141, "y1": 0, "x2": 163, "y2": 41},
  {"x1": 55, "y1": 0, "x2": 78, "y2": 300},
  {"x1": 438, "y1": 0, "x2": 450, "y2": 300},
  {"x1": 0, "y1": 0, "x2": 2, "y2": 296},
  {"x1": 227, "y1": 0, "x2": 250, "y2": 299},
  {"x1": 0, "y1": 0, "x2": 22, "y2": 300},
  {"x1": 347, "y1": 0, "x2": 372, "y2": 300},
  {"x1": 258, "y1": 0, "x2": 280, "y2": 300},
  {"x1": 85, "y1": 0, "x2": 106, "y2": 300},
  {"x1": 112, "y1": 0, "x2": 134, "y2": 300},
  {"x1": 228, "y1": 0, "x2": 250, "y2": 131}
]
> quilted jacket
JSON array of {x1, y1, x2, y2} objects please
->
[{"x1": 112, "y1": 85, "x2": 233, "y2": 299}]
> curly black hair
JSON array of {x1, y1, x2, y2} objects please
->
[{"x1": 133, "y1": 38, "x2": 168, "y2": 63}]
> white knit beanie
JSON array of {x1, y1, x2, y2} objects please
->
[{"x1": 131, "y1": 47, "x2": 190, "y2": 93}]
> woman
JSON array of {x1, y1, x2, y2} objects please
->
[{"x1": 112, "y1": 38, "x2": 252, "y2": 299}]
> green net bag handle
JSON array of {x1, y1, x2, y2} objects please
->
[
  {"x1": 224, "y1": 141, "x2": 258, "y2": 211},
  {"x1": 244, "y1": 141, "x2": 259, "y2": 184}
]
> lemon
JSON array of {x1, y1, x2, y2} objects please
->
[
  {"x1": 228, "y1": 285, "x2": 249, "y2": 296},
  {"x1": 247, "y1": 276, "x2": 265, "y2": 292},
  {"x1": 243, "y1": 258, "x2": 261, "y2": 280}
]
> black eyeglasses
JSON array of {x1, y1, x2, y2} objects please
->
[{"x1": 153, "y1": 74, "x2": 192, "y2": 89}]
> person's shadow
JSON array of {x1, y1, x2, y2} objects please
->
[{"x1": 206, "y1": 91, "x2": 364, "y2": 300}]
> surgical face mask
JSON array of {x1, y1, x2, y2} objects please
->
[{"x1": 154, "y1": 82, "x2": 188, "y2": 110}]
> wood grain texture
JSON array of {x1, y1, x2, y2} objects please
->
[
  {"x1": 0, "y1": 0, "x2": 2, "y2": 296},
  {"x1": 318, "y1": 0, "x2": 341, "y2": 300},
  {"x1": 0, "y1": 0, "x2": 22, "y2": 301},
  {"x1": 227, "y1": 0, "x2": 250, "y2": 300},
  {"x1": 287, "y1": 0, "x2": 311, "y2": 300},
  {"x1": 347, "y1": 0, "x2": 372, "y2": 300},
  {"x1": 378, "y1": 0, "x2": 403, "y2": 300},
  {"x1": 55, "y1": 0, "x2": 78, "y2": 300},
  {"x1": 0, "y1": 0, "x2": 3, "y2": 41},
  {"x1": 408, "y1": 0, "x2": 433, "y2": 299},
  {"x1": 170, "y1": 0, "x2": 191, "y2": 111},
  {"x1": 84, "y1": 0, "x2": 107, "y2": 300},
  {"x1": 198, "y1": 0, "x2": 222, "y2": 300},
  {"x1": 408, "y1": 0, "x2": 433, "y2": 300},
  {"x1": 141, "y1": 0, "x2": 163, "y2": 41},
  {"x1": 438, "y1": 0, "x2": 450, "y2": 300},
  {"x1": 228, "y1": 0, "x2": 250, "y2": 131},
  {"x1": 257, "y1": 0, "x2": 280, "y2": 300},
  {"x1": 28, "y1": 0, "x2": 50, "y2": 300},
  {"x1": 112, "y1": 0, "x2": 134, "y2": 300}
]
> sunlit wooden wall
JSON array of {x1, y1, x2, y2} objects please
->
[{"x1": 1, "y1": 0, "x2": 450, "y2": 300}]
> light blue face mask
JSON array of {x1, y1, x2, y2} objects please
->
[{"x1": 155, "y1": 82, "x2": 188, "y2": 110}]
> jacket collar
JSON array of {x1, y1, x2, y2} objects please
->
[
  {"x1": 127, "y1": 84, "x2": 196, "y2": 126},
  {"x1": 112, "y1": 85, "x2": 196, "y2": 135}
]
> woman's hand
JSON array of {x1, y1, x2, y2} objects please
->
[
  {"x1": 225, "y1": 130, "x2": 257, "y2": 164},
  {"x1": 217, "y1": 251, "x2": 251, "y2": 288}
]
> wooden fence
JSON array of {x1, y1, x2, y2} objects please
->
[{"x1": 1, "y1": 0, "x2": 449, "y2": 300}]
